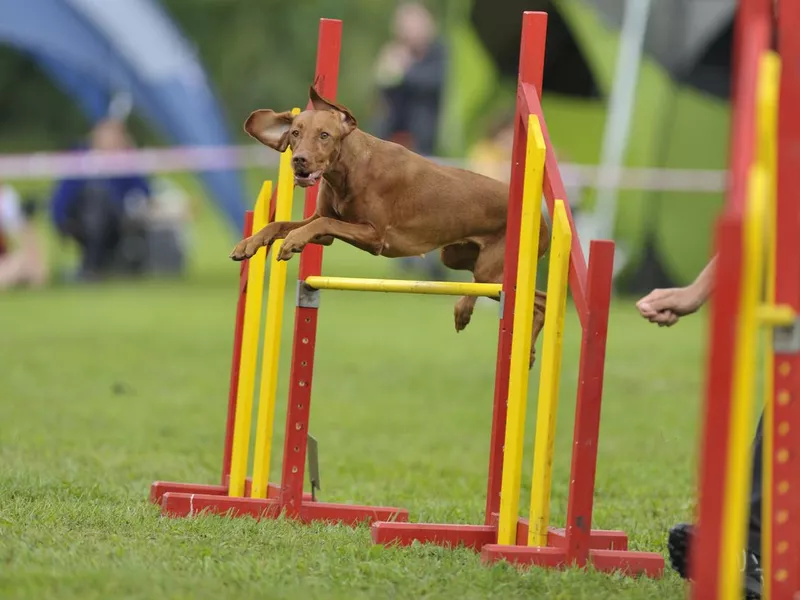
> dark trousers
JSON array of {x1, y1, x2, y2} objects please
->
[
  {"x1": 749, "y1": 413, "x2": 764, "y2": 556},
  {"x1": 65, "y1": 186, "x2": 122, "y2": 277}
]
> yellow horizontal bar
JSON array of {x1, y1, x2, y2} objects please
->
[
  {"x1": 757, "y1": 304, "x2": 795, "y2": 327},
  {"x1": 304, "y1": 276, "x2": 502, "y2": 297}
]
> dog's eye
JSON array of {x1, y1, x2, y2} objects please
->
[
  {"x1": 320, "y1": 132, "x2": 330, "y2": 140},
  {"x1": 291, "y1": 130, "x2": 300, "y2": 137}
]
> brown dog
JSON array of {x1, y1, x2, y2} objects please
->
[{"x1": 231, "y1": 87, "x2": 550, "y2": 364}]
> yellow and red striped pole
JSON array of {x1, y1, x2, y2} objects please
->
[
  {"x1": 228, "y1": 180, "x2": 272, "y2": 497},
  {"x1": 496, "y1": 113, "x2": 547, "y2": 545},
  {"x1": 251, "y1": 108, "x2": 301, "y2": 498}
]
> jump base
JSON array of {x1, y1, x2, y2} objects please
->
[
  {"x1": 371, "y1": 518, "x2": 664, "y2": 578},
  {"x1": 159, "y1": 491, "x2": 408, "y2": 526},
  {"x1": 149, "y1": 479, "x2": 314, "y2": 505},
  {"x1": 481, "y1": 545, "x2": 665, "y2": 577}
]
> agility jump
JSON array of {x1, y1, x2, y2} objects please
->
[
  {"x1": 689, "y1": 1, "x2": 800, "y2": 598},
  {"x1": 149, "y1": 12, "x2": 664, "y2": 578}
]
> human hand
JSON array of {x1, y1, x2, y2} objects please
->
[
  {"x1": 375, "y1": 42, "x2": 412, "y2": 87},
  {"x1": 636, "y1": 286, "x2": 704, "y2": 327}
]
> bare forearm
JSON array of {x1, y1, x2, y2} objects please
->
[{"x1": 690, "y1": 256, "x2": 717, "y2": 307}]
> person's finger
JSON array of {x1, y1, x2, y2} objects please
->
[
  {"x1": 638, "y1": 294, "x2": 667, "y2": 317},
  {"x1": 658, "y1": 312, "x2": 679, "y2": 327},
  {"x1": 649, "y1": 309, "x2": 676, "y2": 325},
  {"x1": 638, "y1": 290, "x2": 677, "y2": 316},
  {"x1": 636, "y1": 289, "x2": 666, "y2": 310}
]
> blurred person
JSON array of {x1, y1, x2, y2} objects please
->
[
  {"x1": 373, "y1": 1, "x2": 448, "y2": 280},
  {"x1": 468, "y1": 111, "x2": 515, "y2": 183},
  {"x1": 373, "y1": 1, "x2": 446, "y2": 156},
  {"x1": 0, "y1": 184, "x2": 48, "y2": 290},
  {"x1": 50, "y1": 118, "x2": 152, "y2": 281}
]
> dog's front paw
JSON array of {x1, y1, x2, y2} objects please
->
[
  {"x1": 276, "y1": 238, "x2": 305, "y2": 261},
  {"x1": 229, "y1": 235, "x2": 264, "y2": 261}
]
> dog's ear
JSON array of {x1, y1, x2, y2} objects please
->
[
  {"x1": 244, "y1": 109, "x2": 294, "y2": 151},
  {"x1": 309, "y1": 86, "x2": 357, "y2": 134}
]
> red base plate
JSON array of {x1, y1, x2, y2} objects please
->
[
  {"x1": 158, "y1": 491, "x2": 409, "y2": 526},
  {"x1": 481, "y1": 544, "x2": 665, "y2": 577},
  {"x1": 371, "y1": 517, "x2": 663, "y2": 578},
  {"x1": 149, "y1": 479, "x2": 314, "y2": 505},
  {"x1": 371, "y1": 518, "x2": 628, "y2": 552}
]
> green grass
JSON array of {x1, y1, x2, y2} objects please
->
[{"x1": 0, "y1": 190, "x2": 705, "y2": 599}]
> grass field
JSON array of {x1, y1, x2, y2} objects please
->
[{"x1": 0, "y1": 192, "x2": 709, "y2": 599}]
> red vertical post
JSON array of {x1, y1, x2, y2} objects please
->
[
  {"x1": 728, "y1": 3, "x2": 771, "y2": 215},
  {"x1": 221, "y1": 211, "x2": 254, "y2": 485},
  {"x1": 485, "y1": 10, "x2": 548, "y2": 524},
  {"x1": 769, "y1": 2, "x2": 800, "y2": 596},
  {"x1": 689, "y1": 218, "x2": 743, "y2": 599},
  {"x1": 279, "y1": 18, "x2": 342, "y2": 516},
  {"x1": 690, "y1": 1, "x2": 771, "y2": 595},
  {"x1": 268, "y1": 188, "x2": 279, "y2": 226},
  {"x1": 563, "y1": 240, "x2": 614, "y2": 565}
]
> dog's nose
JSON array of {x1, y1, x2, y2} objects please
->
[{"x1": 292, "y1": 154, "x2": 308, "y2": 169}]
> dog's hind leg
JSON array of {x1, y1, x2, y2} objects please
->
[
  {"x1": 440, "y1": 243, "x2": 482, "y2": 332},
  {"x1": 460, "y1": 235, "x2": 548, "y2": 368},
  {"x1": 449, "y1": 239, "x2": 505, "y2": 333}
]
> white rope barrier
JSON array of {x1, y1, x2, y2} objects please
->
[{"x1": 0, "y1": 145, "x2": 728, "y2": 193}]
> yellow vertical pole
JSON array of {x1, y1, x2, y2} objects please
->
[
  {"x1": 497, "y1": 114, "x2": 547, "y2": 546},
  {"x1": 756, "y1": 50, "x2": 780, "y2": 600},
  {"x1": 527, "y1": 199, "x2": 572, "y2": 547},
  {"x1": 251, "y1": 107, "x2": 300, "y2": 499},
  {"x1": 228, "y1": 180, "x2": 272, "y2": 497},
  {"x1": 719, "y1": 165, "x2": 767, "y2": 600}
]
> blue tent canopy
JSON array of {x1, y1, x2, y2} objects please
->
[{"x1": 0, "y1": 0, "x2": 247, "y2": 232}]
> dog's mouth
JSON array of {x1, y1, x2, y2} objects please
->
[{"x1": 294, "y1": 169, "x2": 323, "y2": 187}]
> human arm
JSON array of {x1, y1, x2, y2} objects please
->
[{"x1": 636, "y1": 256, "x2": 717, "y2": 326}]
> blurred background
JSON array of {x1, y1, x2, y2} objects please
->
[{"x1": 0, "y1": 0, "x2": 738, "y2": 295}]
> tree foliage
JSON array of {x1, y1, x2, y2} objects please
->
[{"x1": 0, "y1": 0, "x2": 452, "y2": 152}]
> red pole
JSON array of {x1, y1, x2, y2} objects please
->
[
  {"x1": 769, "y1": 2, "x2": 800, "y2": 596},
  {"x1": 485, "y1": 10, "x2": 547, "y2": 524},
  {"x1": 221, "y1": 210, "x2": 254, "y2": 485},
  {"x1": 728, "y1": 5, "x2": 771, "y2": 215},
  {"x1": 279, "y1": 18, "x2": 342, "y2": 516},
  {"x1": 690, "y1": 1, "x2": 772, "y2": 595},
  {"x1": 563, "y1": 240, "x2": 614, "y2": 565},
  {"x1": 689, "y1": 218, "x2": 743, "y2": 598}
]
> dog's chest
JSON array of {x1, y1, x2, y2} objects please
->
[{"x1": 330, "y1": 192, "x2": 372, "y2": 223}]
